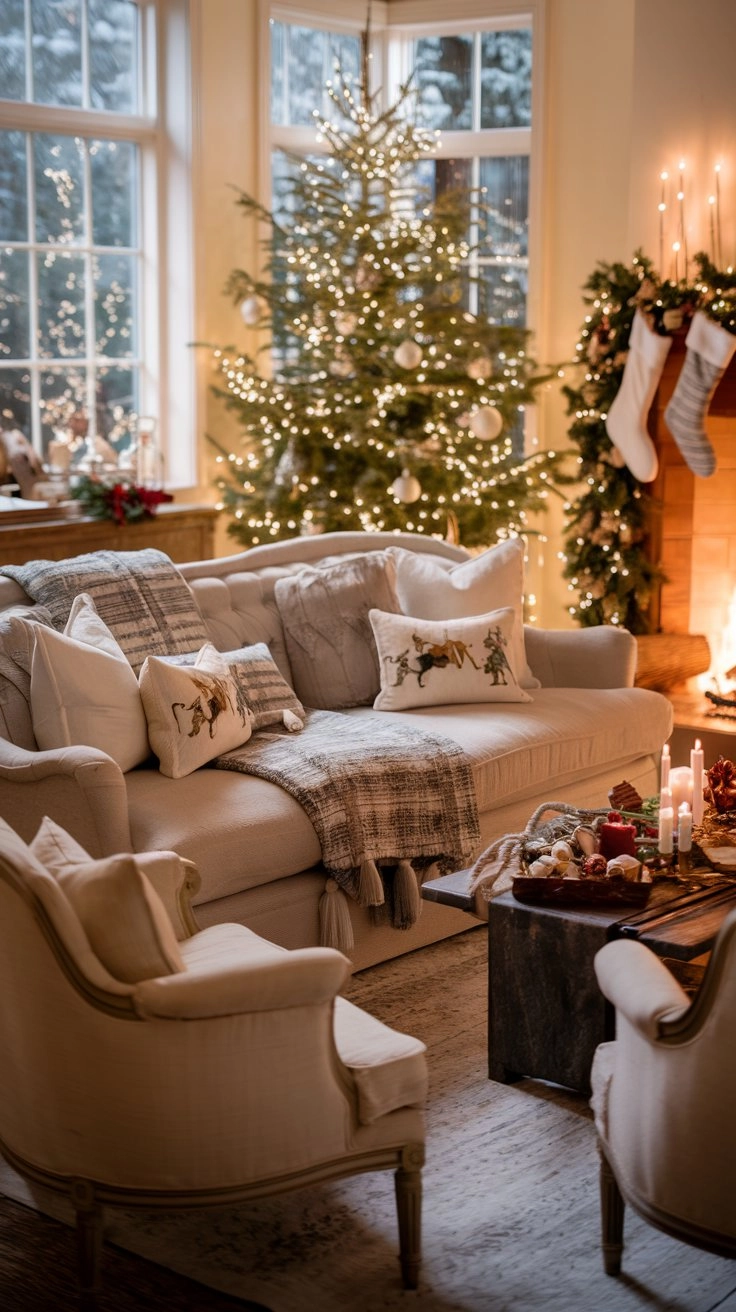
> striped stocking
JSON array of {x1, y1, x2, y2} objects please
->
[{"x1": 664, "y1": 311, "x2": 736, "y2": 477}]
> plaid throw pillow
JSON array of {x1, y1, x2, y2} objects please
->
[
  {"x1": 165, "y1": 642, "x2": 305, "y2": 732},
  {"x1": 0, "y1": 549, "x2": 209, "y2": 675}
]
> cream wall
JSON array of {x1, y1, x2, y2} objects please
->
[{"x1": 190, "y1": 0, "x2": 736, "y2": 588}]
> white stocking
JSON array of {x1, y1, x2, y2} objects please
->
[
  {"x1": 664, "y1": 311, "x2": 736, "y2": 478},
  {"x1": 605, "y1": 309, "x2": 672, "y2": 483}
]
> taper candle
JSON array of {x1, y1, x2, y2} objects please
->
[
  {"x1": 658, "y1": 806, "x2": 674, "y2": 856},
  {"x1": 678, "y1": 802, "x2": 692, "y2": 854},
  {"x1": 660, "y1": 742, "x2": 670, "y2": 791},
  {"x1": 691, "y1": 739, "x2": 705, "y2": 826}
]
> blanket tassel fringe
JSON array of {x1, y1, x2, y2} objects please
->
[
  {"x1": 393, "y1": 859, "x2": 421, "y2": 931},
  {"x1": 357, "y1": 858, "x2": 386, "y2": 907},
  {"x1": 319, "y1": 878, "x2": 354, "y2": 954}
]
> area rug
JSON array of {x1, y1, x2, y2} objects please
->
[{"x1": 2, "y1": 928, "x2": 735, "y2": 1312}]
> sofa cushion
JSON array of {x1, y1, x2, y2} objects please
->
[
  {"x1": 369, "y1": 607, "x2": 531, "y2": 711},
  {"x1": 30, "y1": 817, "x2": 185, "y2": 984},
  {"x1": 163, "y1": 641, "x2": 305, "y2": 732},
  {"x1": 139, "y1": 649, "x2": 254, "y2": 779},
  {"x1": 387, "y1": 538, "x2": 539, "y2": 689},
  {"x1": 1, "y1": 548, "x2": 210, "y2": 675},
  {"x1": 30, "y1": 593, "x2": 150, "y2": 772},
  {"x1": 274, "y1": 552, "x2": 400, "y2": 709}
]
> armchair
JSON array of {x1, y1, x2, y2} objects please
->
[
  {"x1": 591, "y1": 919, "x2": 736, "y2": 1274},
  {"x1": 0, "y1": 818, "x2": 427, "y2": 1309}
]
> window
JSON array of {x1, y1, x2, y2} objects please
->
[
  {"x1": 406, "y1": 25, "x2": 532, "y2": 327},
  {"x1": 268, "y1": 13, "x2": 533, "y2": 329},
  {"x1": 0, "y1": 0, "x2": 194, "y2": 486}
]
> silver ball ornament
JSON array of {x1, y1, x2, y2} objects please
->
[
  {"x1": 239, "y1": 296, "x2": 262, "y2": 326},
  {"x1": 469, "y1": 406, "x2": 503, "y2": 441},
  {"x1": 393, "y1": 339, "x2": 423, "y2": 370},
  {"x1": 389, "y1": 468, "x2": 422, "y2": 504}
]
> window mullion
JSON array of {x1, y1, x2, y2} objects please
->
[{"x1": 26, "y1": 131, "x2": 41, "y2": 451}]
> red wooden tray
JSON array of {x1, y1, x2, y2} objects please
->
[{"x1": 511, "y1": 875, "x2": 652, "y2": 908}]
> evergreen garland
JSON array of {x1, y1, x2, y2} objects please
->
[{"x1": 561, "y1": 250, "x2": 734, "y2": 633}]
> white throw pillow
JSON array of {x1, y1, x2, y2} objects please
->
[
  {"x1": 369, "y1": 607, "x2": 532, "y2": 711},
  {"x1": 386, "y1": 540, "x2": 539, "y2": 690},
  {"x1": 30, "y1": 592, "x2": 150, "y2": 772},
  {"x1": 139, "y1": 643, "x2": 255, "y2": 778},
  {"x1": 30, "y1": 816, "x2": 184, "y2": 984},
  {"x1": 163, "y1": 641, "x2": 305, "y2": 732}
]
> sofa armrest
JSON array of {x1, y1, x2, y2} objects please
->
[
  {"x1": 0, "y1": 737, "x2": 132, "y2": 856},
  {"x1": 594, "y1": 940, "x2": 689, "y2": 1038},
  {"x1": 524, "y1": 625, "x2": 637, "y2": 688},
  {"x1": 134, "y1": 852, "x2": 201, "y2": 940}
]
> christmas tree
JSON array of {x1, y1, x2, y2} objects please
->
[{"x1": 209, "y1": 39, "x2": 567, "y2": 548}]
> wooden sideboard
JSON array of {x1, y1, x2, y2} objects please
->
[{"x1": 0, "y1": 503, "x2": 220, "y2": 566}]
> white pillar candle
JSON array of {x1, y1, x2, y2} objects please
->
[
  {"x1": 658, "y1": 806, "x2": 674, "y2": 856},
  {"x1": 669, "y1": 765, "x2": 693, "y2": 814},
  {"x1": 660, "y1": 743, "x2": 670, "y2": 791},
  {"x1": 47, "y1": 438, "x2": 71, "y2": 472},
  {"x1": 690, "y1": 739, "x2": 705, "y2": 826},
  {"x1": 677, "y1": 802, "x2": 692, "y2": 854}
]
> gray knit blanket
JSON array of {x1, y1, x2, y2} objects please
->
[{"x1": 214, "y1": 709, "x2": 480, "y2": 930}]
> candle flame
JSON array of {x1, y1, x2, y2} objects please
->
[{"x1": 695, "y1": 738, "x2": 701, "y2": 751}]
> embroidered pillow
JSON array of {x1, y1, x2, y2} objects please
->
[
  {"x1": 369, "y1": 607, "x2": 532, "y2": 711},
  {"x1": 163, "y1": 641, "x2": 304, "y2": 732},
  {"x1": 30, "y1": 817, "x2": 184, "y2": 984},
  {"x1": 386, "y1": 539, "x2": 539, "y2": 690},
  {"x1": 30, "y1": 593, "x2": 150, "y2": 772},
  {"x1": 0, "y1": 548, "x2": 209, "y2": 675},
  {"x1": 274, "y1": 552, "x2": 400, "y2": 709},
  {"x1": 139, "y1": 646, "x2": 254, "y2": 778}
]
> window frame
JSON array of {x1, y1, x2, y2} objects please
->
[{"x1": 0, "y1": 0, "x2": 196, "y2": 489}]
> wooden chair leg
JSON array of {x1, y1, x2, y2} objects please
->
[
  {"x1": 395, "y1": 1143, "x2": 424, "y2": 1289},
  {"x1": 71, "y1": 1179, "x2": 104, "y2": 1311},
  {"x1": 598, "y1": 1144, "x2": 625, "y2": 1276}
]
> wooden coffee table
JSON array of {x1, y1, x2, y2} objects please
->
[{"x1": 422, "y1": 871, "x2": 736, "y2": 1095}]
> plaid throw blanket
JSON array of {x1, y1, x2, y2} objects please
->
[
  {"x1": 214, "y1": 709, "x2": 480, "y2": 934},
  {"x1": 0, "y1": 549, "x2": 209, "y2": 674}
]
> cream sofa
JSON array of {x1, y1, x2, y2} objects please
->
[{"x1": 0, "y1": 531, "x2": 673, "y2": 970}]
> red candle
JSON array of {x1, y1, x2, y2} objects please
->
[{"x1": 599, "y1": 812, "x2": 638, "y2": 859}]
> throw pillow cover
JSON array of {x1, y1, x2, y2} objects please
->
[
  {"x1": 386, "y1": 539, "x2": 539, "y2": 690},
  {"x1": 164, "y1": 641, "x2": 305, "y2": 731},
  {"x1": 30, "y1": 816, "x2": 184, "y2": 984},
  {"x1": 139, "y1": 646, "x2": 254, "y2": 778},
  {"x1": 369, "y1": 606, "x2": 532, "y2": 712},
  {"x1": 30, "y1": 593, "x2": 150, "y2": 772},
  {"x1": 274, "y1": 552, "x2": 400, "y2": 709}
]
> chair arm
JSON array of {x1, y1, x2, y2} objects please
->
[
  {"x1": 594, "y1": 939, "x2": 690, "y2": 1039},
  {"x1": 524, "y1": 625, "x2": 637, "y2": 688},
  {"x1": 133, "y1": 947, "x2": 350, "y2": 1019},
  {"x1": 0, "y1": 736, "x2": 132, "y2": 856},
  {"x1": 132, "y1": 852, "x2": 201, "y2": 940}
]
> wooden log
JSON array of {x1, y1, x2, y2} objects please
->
[{"x1": 635, "y1": 632, "x2": 711, "y2": 690}]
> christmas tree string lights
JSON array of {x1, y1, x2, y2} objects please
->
[{"x1": 207, "y1": 38, "x2": 569, "y2": 548}]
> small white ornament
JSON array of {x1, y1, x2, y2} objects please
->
[
  {"x1": 394, "y1": 339, "x2": 423, "y2": 370},
  {"x1": 467, "y1": 355, "x2": 493, "y2": 381},
  {"x1": 239, "y1": 296, "x2": 262, "y2": 326},
  {"x1": 335, "y1": 311, "x2": 357, "y2": 335},
  {"x1": 389, "y1": 468, "x2": 422, "y2": 504},
  {"x1": 329, "y1": 354, "x2": 353, "y2": 378},
  {"x1": 469, "y1": 406, "x2": 503, "y2": 441}
]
